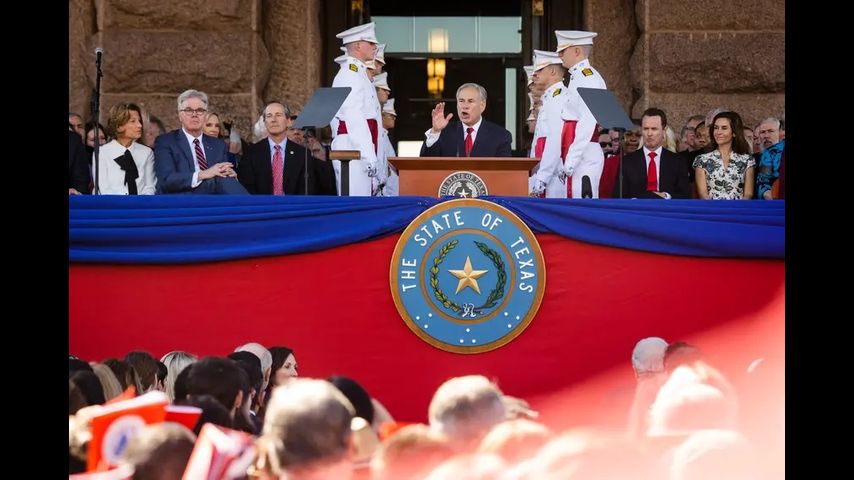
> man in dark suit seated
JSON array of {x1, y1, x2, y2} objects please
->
[
  {"x1": 69, "y1": 129, "x2": 90, "y2": 195},
  {"x1": 420, "y1": 83, "x2": 512, "y2": 157},
  {"x1": 239, "y1": 101, "x2": 336, "y2": 195},
  {"x1": 154, "y1": 89, "x2": 248, "y2": 194},
  {"x1": 614, "y1": 108, "x2": 690, "y2": 199}
]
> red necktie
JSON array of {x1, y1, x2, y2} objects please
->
[
  {"x1": 272, "y1": 145, "x2": 284, "y2": 195},
  {"x1": 464, "y1": 127, "x2": 474, "y2": 157},
  {"x1": 194, "y1": 138, "x2": 208, "y2": 170},
  {"x1": 646, "y1": 151, "x2": 658, "y2": 191}
]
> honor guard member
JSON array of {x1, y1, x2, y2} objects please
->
[
  {"x1": 331, "y1": 22, "x2": 382, "y2": 196},
  {"x1": 379, "y1": 98, "x2": 399, "y2": 196},
  {"x1": 530, "y1": 49, "x2": 570, "y2": 197},
  {"x1": 554, "y1": 30, "x2": 607, "y2": 198},
  {"x1": 372, "y1": 72, "x2": 392, "y2": 195},
  {"x1": 370, "y1": 43, "x2": 386, "y2": 75}
]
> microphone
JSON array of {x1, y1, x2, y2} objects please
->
[
  {"x1": 95, "y1": 47, "x2": 103, "y2": 64},
  {"x1": 581, "y1": 175, "x2": 593, "y2": 198}
]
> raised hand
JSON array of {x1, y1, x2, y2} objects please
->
[{"x1": 431, "y1": 102, "x2": 454, "y2": 133}]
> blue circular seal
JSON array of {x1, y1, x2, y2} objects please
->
[{"x1": 390, "y1": 199, "x2": 546, "y2": 353}]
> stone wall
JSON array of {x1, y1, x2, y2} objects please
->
[
  {"x1": 68, "y1": 0, "x2": 322, "y2": 140},
  {"x1": 587, "y1": 0, "x2": 784, "y2": 129}
]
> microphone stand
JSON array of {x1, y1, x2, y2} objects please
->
[
  {"x1": 616, "y1": 128, "x2": 625, "y2": 199},
  {"x1": 302, "y1": 127, "x2": 314, "y2": 195},
  {"x1": 91, "y1": 51, "x2": 104, "y2": 195}
]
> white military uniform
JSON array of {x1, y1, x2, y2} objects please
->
[
  {"x1": 331, "y1": 55, "x2": 382, "y2": 196},
  {"x1": 561, "y1": 58, "x2": 607, "y2": 198},
  {"x1": 378, "y1": 129, "x2": 398, "y2": 196},
  {"x1": 535, "y1": 81, "x2": 570, "y2": 198}
]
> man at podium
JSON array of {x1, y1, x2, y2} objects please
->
[{"x1": 420, "y1": 83, "x2": 512, "y2": 158}]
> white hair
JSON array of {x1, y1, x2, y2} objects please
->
[
  {"x1": 456, "y1": 83, "x2": 488, "y2": 102},
  {"x1": 632, "y1": 337, "x2": 669, "y2": 375},
  {"x1": 176, "y1": 89, "x2": 209, "y2": 111},
  {"x1": 428, "y1": 375, "x2": 506, "y2": 443}
]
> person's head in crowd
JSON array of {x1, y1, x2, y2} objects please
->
[
  {"x1": 632, "y1": 336, "x2": 669, "y2": 378},
  {"x1": 455, "y1": 83, "x2": 488, "y2": 128},
  {"x1": 382, "y1": 98, "x2": 397, "y2": 130},
  {"x1": 269, "y1": 345, "x2": 298, "y2": 387},
  {"x1": 428, "y1": 375, "x2": 506, "y2": 450},
  {"x1": 187, "y1": 356, "x2": 244, "y2": 418},
  {"x1": 670, "y1": 429, "x2": 758, "y2": 480},
  {"x1": 287, "y1": 114, "x2": 306, "y2": 146},
  {"x1": 70, "y1": 370, "x2": 106, "y2": 406},
  {"x1": 69, "y1": 112, "x2": 85, "y2": 138},
  {"x1": 598, "y1": 131, "x2": 613, "y2": 154},
  {"x1": 144, "y1": 114, "x2": 165, "y2": 148},
  {"x1": 641, "y1": 108, "x2": 668, "y2": 151},
  {"x1": 106, "y1": 102, "x2": 144, "y2": 147},
  {"x1": 160, "y1": 350, "x2": 198, "y2": 403},
  {"x1": 70, "y1": 357, "x2": 93, "y2": 374},
  {"x1": 103, "y1": 357, "x2": 140, "y2": 392},
  {"x1": 262, "y1": 101, "x2": 290, "y2": 143},
  {"x1": 423, "y1": 453, "x2": 506, "y2": 480},
  {"x1": 183, "y1": 394, "x2": 233, "y2": 435},
  {"x1": 683, "y1": 114, "x2": 705, "y2": 150},
  {"x1": 531, "y1": 50, "x2": 567, "y2": 92},
  {"x1": 229, "y1": 352, "x2": 264, "y2": 403},
  {"x1": 234, "y1": 342, "x2": 273, "y2": 391},
  {"x1": 778, "y1": 113, "x2": 785, "y2": 140},
  {"x1": 231, "y1": 364, "x2": 258, "y2": 434},
  {"x1": 526, "y1": 109, "x2": 537, "y2": 134},
  {"x1": 203, "y1": 111, "x2": 224, "y2": 138},
  {"x1": 370, "y1": 424, "x2": 453, "y2": 480},
  {"x1": 665, "y1": 342, "x2": 702, "y2": 372},
  {"x1": 69, "y1": 380, "x2": 88, "y2": 415},
  {"x1": 259, "y1": 378, "x2": 356, "y2": 479},
  {"x1": 752, "y1": 123, "x2": 764, "y2": 153},
  {"x1": 327, "y1": 375, "x2": 375, "y2": 425},
  {"x1": 694, "y1": 121, "x2": 709, "y2": 150},
  {"x1": 647, "y1": 365, "x2": 739, "y2": 438},
  {"x1": 85, "y1": 121, "x2": 107, "y2": 148},
  {"x1": 125, "y1": 351, "x2": 162, "y2": 393},
  {"x1": 757, "y1": 117, "x2": 782, "y2": 150},
  {"x1": 370, "y1": 43, "x2": 386, "y2": 75},
  {"x1": 90, "y1": 362, "x2": 124, "y2": 401},
  {"x1": 518, "y1": 429, "x2": 651, "y2": 479},
  {"x1": 373, "y1": 72, "x2": 391, "y2": 105},
  {"x1": 609, "y1": 129, "x2": 621, "y2": 153},
  {"x1": 623, "y1": 123, "x2": 642, "y2": 153},
  {"x1": 477, "y1": 418, "x2": 552, "y2": 464},
  {"x1": 742, "y1": 126, "x2": 755, "y2": 154},
  {"x1": 176, "y1": 89, "x2": 209, "y2": 136},
  {"x1": 710, "y1": 111, "x2": 751, "y2": 155},
  {"x1": 664, "y1": 125, "x2": 679, "y2": 152},
  {"x1": 172, "y1": 362, "x2": 194, "y2": 404},
  {"x1": 121, "y1": 423, "x2": 196, "y2": 480}
]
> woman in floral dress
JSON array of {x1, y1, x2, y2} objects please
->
[{"x1": 693, "y1": 111, "x2": 755, "y2": 199}]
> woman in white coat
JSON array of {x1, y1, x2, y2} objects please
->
[{"x1": 94, "y1": 102, "x2": 156, "y2": 195}]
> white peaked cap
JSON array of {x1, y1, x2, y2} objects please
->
[
  {"x1": 533, "y1": 49, "x2": 563, "y2": 71},
  {"x1": 375, "y1": 44, "x2": 386, "y2": 64},
  {"x1": 336, "y1": 22, "x2": 379, "y2": 45},
  {"x1": 555, "y1": 30, "x2": 597, "y2": 52},
  {"x1": 524, "y1": 65, "x2": 534, "y2": 86},
  {"x1": 365, "y1": 59, "x2": 376, "y2": 69},
  {"x1": 382, "y1": 98, "x2": 396, "y2": 116},
  {"x1": 526, "y1": 110, "x2": 536, "y2": 122},
  {"x1": 631, "y1": 337, "x2": 669, "y2": 374},
  {"x1": 372, "y1": 72, "x2": 390, "y2": 91}
]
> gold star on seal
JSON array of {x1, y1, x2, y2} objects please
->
[{"x1": 448, "y1": 256, "x2": 489, "y2": 295}]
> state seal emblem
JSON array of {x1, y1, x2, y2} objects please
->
[
  {"x1": 390, "y1": 199, "x2": 546, "y2": 353},
  {"x1": 438, "y1": 171, "x2": 488, "y2": 198}
]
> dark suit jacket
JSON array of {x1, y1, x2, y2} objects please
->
[
  {"x1": 420, "y1": 120, "x2": 512, "y2": 157},
  {"x1": 69, "y1": 131, "x2": 90, "y2": 193},
  {"x1": 614, "y1": 148, "x2": 691, "y2": 199},
  {"x1": 154, "y1": 129, "x2": 243, "y2": 194},
  {"x1": 238, "y1": 139, "x2": 337, "y2": 195}
]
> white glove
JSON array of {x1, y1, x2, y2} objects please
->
[
  {"x1": 557, "y1": 169, "x2": 567, "y2": 184},
  {"x1": 530, "y1": 180, "x2": 547, "y2": 196},
  {"x1": 365, "y1": 161, "x2": 378, "y2": 177},
  {"x1": 564, "y1": 164, "x2": 574, "y2": 178}
]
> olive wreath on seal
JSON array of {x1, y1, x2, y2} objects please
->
[{"x1": 429, "y1": 239, "x2": 507, "y2": 316}]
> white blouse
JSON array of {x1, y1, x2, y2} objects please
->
[{"x1": 93, "y1": 140, "x2": 157, "y2": 195}]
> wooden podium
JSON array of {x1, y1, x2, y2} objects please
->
[{"x1": 388, "y1": 157, "x2": 540, "y2": 197}]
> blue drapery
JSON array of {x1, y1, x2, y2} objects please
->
[{"x1": 69, "y1": 196, "x2": 784, "y2": 264}]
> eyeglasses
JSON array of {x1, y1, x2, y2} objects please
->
[{"x1": 180, "y1": 108, "x2": 208, "y2": 116}]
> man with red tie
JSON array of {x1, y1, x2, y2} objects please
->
[
  {"x1": 420, "y1": 83, "x2": 512, "y2": 158},
  {"x1": 554, "y1": 30, "x2": 607, "y2": 198},
  {"x1": 613, "y1": 108, "x2": 691, "y2": 199}
]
